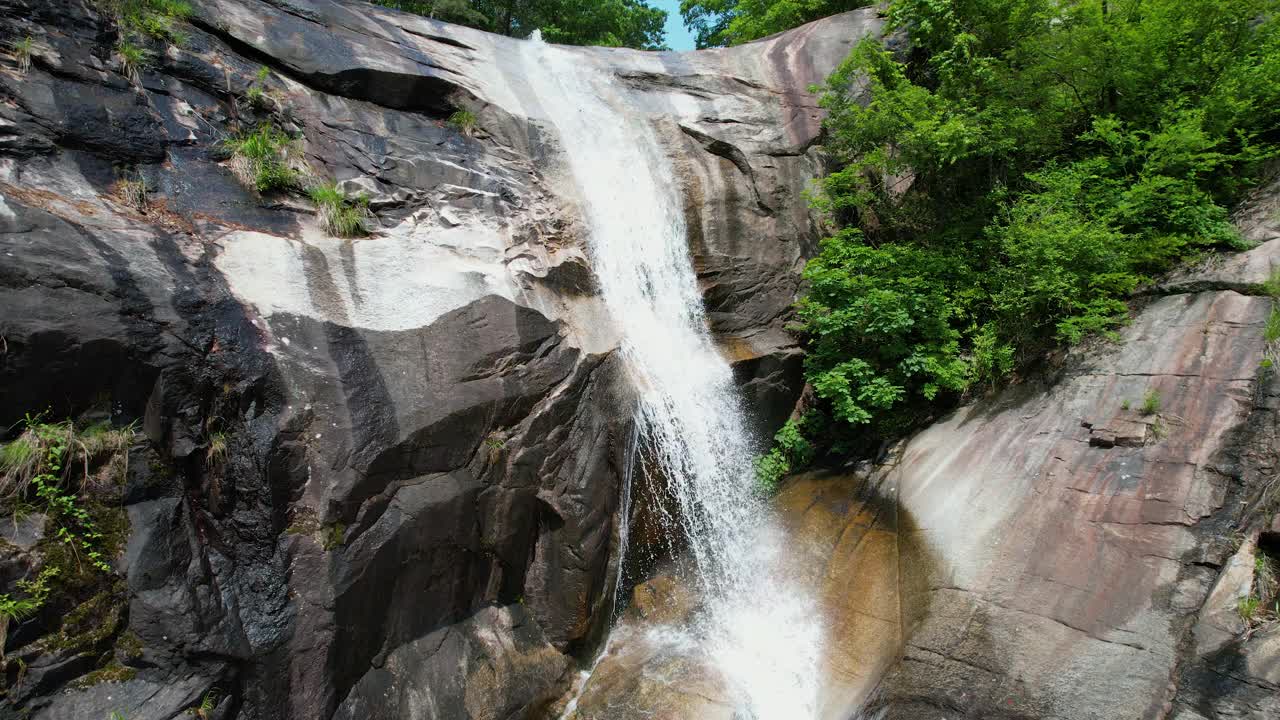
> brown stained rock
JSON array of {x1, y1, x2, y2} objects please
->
[{"x1": 627, "y1": 574, "x2": 700, "y2": 626}]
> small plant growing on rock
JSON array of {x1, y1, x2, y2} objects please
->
[
  {"x1": 113, "y1": 173, "x2": 149, "y2": 212},
  {"x1": 115, "y1": 40, "x2": 150, "y2": 83},
  {"x1": 1121, "y1": 399, "x2": 1131, "y2": 411},
  {"x1": 12, "y1": 35, "x2": 34, "y2": 74},
  {"x1": 190, "y1": 689, "x2": 218, "y2": 719},
  {"x1": 1238, "y1": 594, "x2": 1261, "y2": 623},
  {"x1": 225, "y1": 125, "x2": 302, "y2": 193},
  {"x1": 321, "y1": 522, "x2": 346, "y2": 551},
  {"x1": 206, "y1": 431, "x2": 227, "y2": 465},
  {"x1": 0, "y1": 566, "x2": 58, "y2": 666},
  {"x1": 1141, "y1": 389, "x2": 1161, "y2": 415},
  {"x1": 244, "y1": 66, "x2": 274, "y2": 111},
  {"x1": 1266, "y1": 306, "x2": 1280, "y2": 344},
  {"x1": 308, "y1": 181, "x2": 370, "y2": 237},
  {"x1": 447, "y1": 109, "x2": 478, "y2": 137}
]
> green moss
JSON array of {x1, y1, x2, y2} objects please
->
[
  {"x1": 47, "y1": 581, "x2": 127, "y2": 653},
  {"x1": 116, "y1": 629, "x2": 143, "y2": 660},
  {"x1": 72, "y1": 660, "x2": 136, "y2": 688}
]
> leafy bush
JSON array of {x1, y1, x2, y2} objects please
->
[
  {"x1": 780, "y1": 0, "x2": 1280, "y2": 462},
  {"x1": 680, "y1": 0, "x2": 871, "y2": 48},
  {"x1": 308, "y1": 182, "x2": 370, "y2": 237},
  {"x1": 753, "y1": 415, "x2": 816, "y2": 495},
  {"x1": 225, "y1": 125, "x2": 301, "y2": 193},
  {"x1": 372, "y1": 0, "x2": 668, "y2": 49}
]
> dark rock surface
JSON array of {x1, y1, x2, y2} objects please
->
[{"x1": 0, "y1": 1, "x2": 872, "y2": 717}]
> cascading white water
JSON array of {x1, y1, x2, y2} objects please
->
[{"x1": 522, "y1": 40, "x2": 823, "y2": 719}]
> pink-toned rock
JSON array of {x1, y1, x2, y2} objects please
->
[{"x1": 864, "y1": 236, "x2": 1279, "y2": 719}]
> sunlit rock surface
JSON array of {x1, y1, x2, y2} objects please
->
[{"x1": 0, "y1": 1, "x2": 878, "y2": 717}]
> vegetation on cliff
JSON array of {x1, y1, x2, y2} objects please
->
[
  {"x1": 680, "y1": 0, "x2": 871, "y2": 47},
  {"x1": 371, "y1": 0, "x2": 669, "y2": 49},
  {"x1": 757, "y1": 0, "x2": 1280, "y2": 487}
]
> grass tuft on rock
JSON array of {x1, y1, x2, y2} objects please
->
[
  {"x1": 12, "y1": 35, "x2": 34, "y2": 74},
  {"x1": 309, "y1": 182, "x2": 370, "y2": 237},
  {"x1": 225, "y1": 125, "x2": 302, "y2": 193},
  {"x1": 447, "y1": 109, "x2": 478, "y2": 137}
]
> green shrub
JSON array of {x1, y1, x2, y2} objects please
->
[
  {"x1": 308, "y1": 182, "x2": 370, "y2": 237},
  {"x1": 225, "y1": 125, "x2": 301, "y2": 193},
  {"x1": 779, "y1": 0, "x2": 1280, "y2": 459},
  {"x1": 752, "y1": 415, "x2": 816, "y2": 495}
]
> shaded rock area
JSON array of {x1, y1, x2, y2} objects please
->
[{"x1": 0, "y1": 1, "x2": 875, "y2": 718}]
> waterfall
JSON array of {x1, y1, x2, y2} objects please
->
[{"x1": 522, "y1": 40, "x2": 823, "y2": 720}]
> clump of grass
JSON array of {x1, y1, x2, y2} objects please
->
[
  {"x1": 1239, "y1": 594, "x2": 1261, "y2": 622},
  {"x1": 102, "y1": 0, "x2": 193, "y2": 42},
  {"x1": 1266, "y1": 306, "x2": 1280, "y2": 344},
  {"x1": 447, "y1": 109, "x2": 478, "y2": 137},
  {"x1": 191, "y1": 689, "x2": 218, "y2": 719},
  {"x1": 113, "y1": 174, "x2": 148, "y2": 212},
  {"x1": 1121, "y1": 399, "x2": 1131, "y2": 411},
  {"x1": 225, "y1": 125, "x2": 302, "y2": 193},
  {"x1": 0, "y1": 416, "x2": 135, "y2": 498},
  {"x1": 1141, "y1": 389, "x2": 1161, "y2": 415},
  {"x1": 308, "y1": 182, "x2": 369, "y2": 237},
  {"x1": 12, "y1": 35, "x2": 33, "y2": 74},
  {"x1": 1261, "y1": 268, "x2": 1280, "y2": 298},
  {"x1": 116, "y1": 40, "x2": 150, "y2": 83}
]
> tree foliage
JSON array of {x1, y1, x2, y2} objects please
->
[
  {"x1": 679, "y1": 0, "x2": 869, "y2": 47},
  {"x1": 789, "y1": 0, "x2": 1280, "y2": 461},
  {"x1": 372, "y1": 0, "x2": 669, "y2": 49}
]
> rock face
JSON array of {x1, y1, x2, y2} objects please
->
[
  {"x1": 817, "y1": 180, "x2": 1280, "y2": 719},
  {"x1": 0, "y1": 1, "x2": 878, "y2": 718}
]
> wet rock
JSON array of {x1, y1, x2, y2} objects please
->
[
  {"x1": 334, "y1": 605, "x2": 569, "y2": 720},
  {"x1": 0, "y1": 0, "x2": 871, "y2": 716}
]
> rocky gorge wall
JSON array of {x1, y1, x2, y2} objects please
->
[
  {"x1": 5, "y1": 1, "x2": 1279, "y2": 718},
  {"x1": 0, "y1": 1, "x2": 882, "y2": 718}
]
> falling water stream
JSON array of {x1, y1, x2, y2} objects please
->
[{"x1": 522, "y1": 38, "x2": 823, "y2": 719}]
